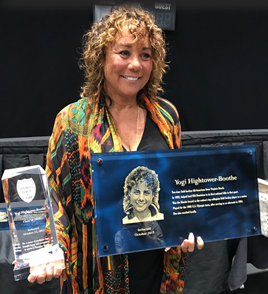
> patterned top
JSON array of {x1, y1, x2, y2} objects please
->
[{"x1": 46, "y1": 94, "x2": 187, "y2": 294}]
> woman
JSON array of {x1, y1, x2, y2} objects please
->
[
  {"x1": 122, "y1": 166, "x2": 164, "y2": 224},
  {"x1": 28, "y1": 4, "x2": 204, "y2": 293}
]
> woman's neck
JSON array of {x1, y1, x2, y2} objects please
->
[
  {"x1": 105, "y1": 94, "x2": 138, "y2": 111},
  {"x1": 106, "y1": 95, "x2": 146, "y2": 151},
  {"x1": 134, "y1": 209, "x2": 151, "y2": 221}
]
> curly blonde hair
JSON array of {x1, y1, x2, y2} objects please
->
[{"x1": 79, "y1": 4, "x2": 168, "y2": 103}]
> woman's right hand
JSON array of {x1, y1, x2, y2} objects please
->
[{"x1": 27, "y1": 249, "x2": 65, "y2": 284}]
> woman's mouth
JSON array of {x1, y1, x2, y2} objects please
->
[{"x1": 121, "y1": 75, "x2": 140, "y2": 81}]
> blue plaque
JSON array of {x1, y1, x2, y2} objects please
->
[{"x1": 91, "y1": 146, "x2": 260, "y2": 257}]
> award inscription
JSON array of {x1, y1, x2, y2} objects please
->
[{"x1": 172, "y1": 175, "x2": 246, "y2": 215}]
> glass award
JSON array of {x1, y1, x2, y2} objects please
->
[
  {"x1": 91, "y1": 145, "x2": 261, "y2": 257},
  {"x1": 1, "y1": 165, "x2": 64, "y2": 281}
]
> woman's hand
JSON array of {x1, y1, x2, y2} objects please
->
[
  {"x1": 164, "y1": 232, "x2": 204, "y2": 252},
  {"x1": 27, "y1": 249, "x2": 65, "y2": 284},
  {"x1": 181, "y1": 232, "x2": 204, "y2": 252}
]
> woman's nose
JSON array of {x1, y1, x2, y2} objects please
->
[
  {"x1": 128, "y1": 56, "x2": 142, "y2": 70},
  {"x1": 138, "y1": 192, "x2": 145, "y2": 201}
]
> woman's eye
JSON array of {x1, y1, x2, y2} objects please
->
[
  {"x1": 141, "y1": 52, "x2": 151, "y2": 60},
  {"x1": 119, "y1": 50, "x2": 130, "y2": 57}
]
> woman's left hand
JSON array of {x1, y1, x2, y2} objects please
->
[
  {"x1": 181, "y1": 232, "x2": 204, "y2": 252},
  {"x1": 164, "y1": 232, "x2": 204, "y2": 252}
]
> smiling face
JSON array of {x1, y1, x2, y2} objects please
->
[
  {"x1": 103, "y1": 26, "x2": 153, "y2": 101},
  {"x1": 130, "y1": 180, "x2": 153, "y2": 214}
]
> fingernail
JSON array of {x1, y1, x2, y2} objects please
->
[{"x1": 197, "y1": 236, "x2": 203, "y2": 242}]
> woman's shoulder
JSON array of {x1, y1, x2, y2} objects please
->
[
  {"x1": 144, "y1": 95, "x2": 179, "y2": 119},
  {"x1": 122, "y1": 215, "x2": 139, "y2": 225},
  {"x1": 151, "y1": 211, "x2": 164, "y2": 221},
  {"x1": 53, "y1": 97, "x2": 95, "y2": 132},
  {"x1": 58, "y1": 97, "x2": 94, "y2": 119},
  {"x1": 154, "y1": 97, "x2": 179, "y2": 119}
]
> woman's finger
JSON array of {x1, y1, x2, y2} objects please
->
[
  {"x1": 180, "y1": 239, "x2": 189, "y2": 252},
  {"x1": 27, "y1": 274, "x2": 37, "y2": 283},
  {"x1": 180, "y1": 233, "x2": 204, "y2": 252},
  {"x1": 196, "y1": 236, "x2": 204, "y2": 250},
  {"x1": 45, "y1": 265, "x2": 54, "y2": 282},
  {"x1": 35, "y1": 266, "x2": 47, "y2": 284},
  {"x1": 187, "y1": 232, "x2": 195, "y2": 252},
  {"x1": 54, "y1": 268, "x2": 63, "y2": 278}
]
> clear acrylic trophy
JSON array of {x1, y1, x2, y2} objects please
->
[{"x1": 1, "y1": 165, "x2": 64, "y2": 281}]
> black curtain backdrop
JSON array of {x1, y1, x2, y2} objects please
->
[
  {"x1": 163, "y1": 9, "x2": 268, "y2": 131},
  {"x1": 1, "y1": 2, "x2": 268, "y2": 138}
]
